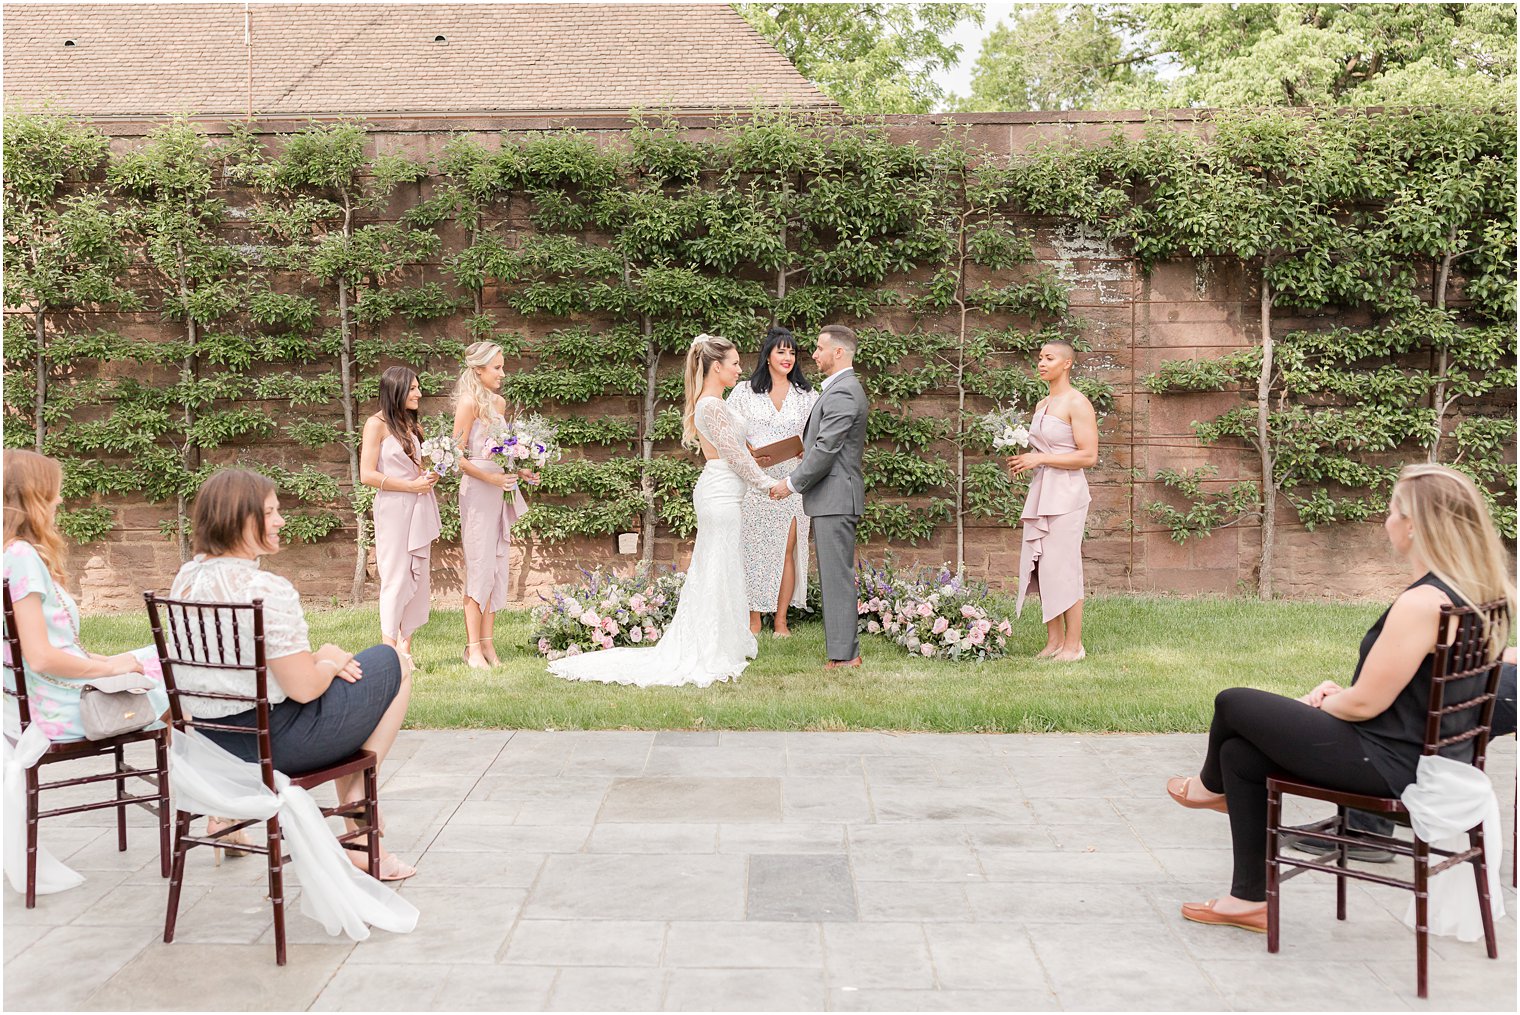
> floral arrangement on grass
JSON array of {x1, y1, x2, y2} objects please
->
[
  {"x1": 532, "y1": 564, "x2": 685, "y2": 660},
  {"x1": 856, "y1": 560, "x2": 1013, "y2": 661}
]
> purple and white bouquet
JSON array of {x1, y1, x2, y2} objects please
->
[
  {"x1": 532, "y1": 565, "x2": 685, "y2": 659},
  {"x1": 979, "y1": 403, "x2": 1031, "y2": 451},
  {"x1": 418, "y1": 431, "x2": 463, "y2": 477},
  {"x1": 488, "y1": 414, "x2": 560, "y2": 474},
  {"x1": 856, "y1": 560, "x2": 1012, "y2": 662}
]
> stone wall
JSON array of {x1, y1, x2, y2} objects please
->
[{"x1": 47, "y1": 111, "x2": 1421, "y2": 612}]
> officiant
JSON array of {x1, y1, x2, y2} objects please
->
[{"x1": 726, "y1": 327, "x2": 820, "y2": 638}]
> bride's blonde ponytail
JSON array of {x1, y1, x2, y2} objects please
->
[{"x1": 681, "y1": 333, "x2": 735, "y2": 449}]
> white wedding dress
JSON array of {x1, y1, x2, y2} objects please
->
[{"x1": 547, "y1": 396, "x2": 776, "y2": 687}]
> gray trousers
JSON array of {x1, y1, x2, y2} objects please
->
[{"x1": 812, "y1": 514, "x2": 860, "y2": 662}]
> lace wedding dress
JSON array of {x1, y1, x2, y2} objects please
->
[{"x1": 547, "y1": 397, "x2": 776, "y2": 687}]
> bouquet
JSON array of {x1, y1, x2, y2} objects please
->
[
  {"x1": 532, "y1": 565, "x2": 686, "y2": 659},
  {"x1": 487, "y1": 414, "x2": 561, "y2": 489},
  {"x1": 418, "y1": 431, "x2": 463, "y2": 478},
  {"x1": 855, "y1": 560, "x2": 1012, "y2": 662},
  {"x1": 980, "y1": 403, "x2": 1031, "y2": 451}
]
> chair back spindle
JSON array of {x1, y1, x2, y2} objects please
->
[{"x1": 2, "y1": 579, "x2": 34, "y2": 733}]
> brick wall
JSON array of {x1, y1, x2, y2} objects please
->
[{"x1": 48, "y1": 111, "x2": 1422, "y2": 611}]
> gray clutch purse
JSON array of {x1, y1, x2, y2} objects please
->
[{"x1": 79, "y1": 673, "x2": 157, "y2": 740}]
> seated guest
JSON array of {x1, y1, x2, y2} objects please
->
[
  {"x1": 1166, "y1": 463, "x2": 1514, "y2": 931},
  {"x1": 3, "y1": 450, "x2": 169, "y2": 739},
  {"x1": 170, "y1": 469, "x2": 416, "y2": 881}
]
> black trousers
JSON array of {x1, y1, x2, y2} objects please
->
[{"x1": 1200, "y1": 687, "x2": 1393, "y2": 901}]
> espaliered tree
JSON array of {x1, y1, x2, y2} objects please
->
[
  {"x1": 229, "y1": 120, "x2": 440, "y2": 601},
  {"x1": 108, "y1": 118, "x2": 251, "y2": 560},
  {"x1": 2, "y1": 112, "x2": 139, "y2": 457}
]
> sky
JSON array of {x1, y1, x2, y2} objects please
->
[{"x1": 936, "y1": 2, "x2": 1019, "y2": 102}]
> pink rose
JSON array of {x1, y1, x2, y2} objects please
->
[
  {"x1": 866, "y1": 620, "x2": 881, "y2": 634},
  {"x1": 628, "y1": 626, "x2": 643, "y2": 643},
  {"x1": 579, "y1": 610, "x2": 600, "y2": 627},
  {"x1": 646, "y1": 626, "x2": 661, "y2": 641},
  {"x1": 537, "y1": 638, "x2": 551, "y2": 654},
  {"x1": 961, "y1": 604, "x2": 977, "y2": 618},
  {"x1": 932, "y1": 617, "x2": 949, "y2": 635},
  {"x1": 997, "y1": 620, "x2": 1012, "y2": 635},
  {"x1": 629, "y1": 594, "x2": 647, "y2": 614},
  {"x1": 919, "y1": 643, "x2": 935, "y2": 657},
  {"x1": 967, "y1": 628, "x2": 985, "y2": 645},
  {"x1": 976, "y1": 619, "x2": 992, "y2": 635},
  {"x1": 917, "y1": 602, "x2": 933, "y2": 617},
  {"x1": 566, "y1": 644, "x2": 583, "y2": 656},
  {"x1": 858, "y1": 601, "x2": 870, "y2": 615},
  {"x1": 603, "y1": 618, "x2": 620, "y2": 636}
]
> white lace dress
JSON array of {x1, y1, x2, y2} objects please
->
[
  {"x1": 726, "y1": 382, "x2": 818, "y2": 613},
  {"x1": 546, "y1": 397, "x2": 775, "y2": 687}
]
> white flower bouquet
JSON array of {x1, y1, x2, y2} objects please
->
[{"x1": 980, "y1": 404, "x2": 1031, "y2": 450}]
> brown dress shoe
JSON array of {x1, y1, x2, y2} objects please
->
[
  {"x1": 823, "y1": 657, "x2": 862, "y2": 670},
  {"x1": 1180, "y1": 899, "x2": 1267, "y2": 933}
]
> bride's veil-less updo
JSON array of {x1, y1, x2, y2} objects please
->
[{"x1": 681, "y1": 333, "x2": 737, "y2": 450}]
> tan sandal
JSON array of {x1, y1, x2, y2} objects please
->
[{"x1": 1166, "y1": 775, "x2": 1228, "y2": 813}]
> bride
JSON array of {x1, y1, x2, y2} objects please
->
[{"x1": 547, "y1": 334, "x2": 779, "y2": 687}]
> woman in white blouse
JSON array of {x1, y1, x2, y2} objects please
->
[
  {"x1": 726, "y1": 327, "x2": 820, "y2": 637},
  {"x1": 169, "y1": 469, "x2": 416, "y2": 881}
]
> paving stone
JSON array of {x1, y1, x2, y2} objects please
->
[
  {"x1": 310, "y1": 962, "x2": 444, "y2": 1011},
  {"x1": 343, "y1": 887, "x2": 525, "y2": 965},
  {"x1": 662, "y1": 920, "x2": 824, "y2": 968},
  {"x1": 922, "y1": 923, "x2": 1045, "y2": 989},
  {"x1": 965, "y1": 882, "x2": 1165, "y2": 924},
  {"x1": 3, "y1": 924, "x2": 157, "y2": 1010},
  {"x1": 661, "y1": 968, "x2": 826, "y2": 1010},
  {"x1": 525, "y1": 854, "x2": 747, "y2": 920},
  {"x1": 827, "y1": 986, "x2": 1061, "y2": 1011},
  {"x1": 432, "y1": 965, "x2": 558, "y2": 1011},
  {"x1": 868, "y1": 784, "x2": 1032, "y2": 824},
  {"x1": 654, "y1": 731, "x2": 721, "y2": 747},
  {"x1": 822, "y1": 922, "x2": 936, "y2": 989},
  {"x1": 1203, "y1": 959, "x2": 1413, "y2": 1011},
  {"x1": 545, "y1": 966, "x2": 667, "y2": 1011},
  {"x1": 505, "y1": 919, "x2": 666, "y2": 966},
  {"x1": 599, "y1": 778, "x2": 781, "y2": 824},
  {"x1": 1, "y1": 923, "x2": 49, "y2": 963},
  {"x1": 716, "y1": 823, "x2": 847, "y2": 854},
  {"x1": 781, "y1": 776, "x2": 873, "y2": 823},
  {"x1": 80, "y1": 940, "x2": 352, "y2": 1011},
  {"x1": 642, "y1": 746, "x2": 789, "y2": 778},
  {"x1": 585, "y1": 824, "x2": 719, "y2": 854},
  {"x1": 852, "y1": 881, "x2": 974, "y2": 922},
  {"x1": 746, "y1": 854, "x2": 857, "y2": 921}
]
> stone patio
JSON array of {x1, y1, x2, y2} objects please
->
[{"x1": 5, "y1": 731, "x2": 1515, "y2": 1011}]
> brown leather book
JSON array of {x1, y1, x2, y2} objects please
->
[{"x1": 749, "y1": 435, "x2": 805, "y2": 463}]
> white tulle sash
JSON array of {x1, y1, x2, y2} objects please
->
[
  {"x1": 1399, "y1": 753, "x2": 1506, "y2": 941},
  {"x1": 3, "y1": 723, "x2": 86, "y2": 896},
  {"x1": 168, "y1": 729, "x2": 418, "y2": 941}
]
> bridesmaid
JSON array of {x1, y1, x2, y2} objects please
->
[
  {"x1": 1007, "y1": 341, "x2": 1098, "y2": 661},
  {"x1": 453, "y1": 342, "x2": 534, "y2": 669},
  {"x1": 727, "y1": 327, "x2": 818, "y2": 637},
  {"x1": 359, "y1": 366, "x2": 441, "y2": 674}
]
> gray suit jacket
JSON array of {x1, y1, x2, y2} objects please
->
[{"x1": 791, "y1": 370, "x2": 868, "y2": 519}]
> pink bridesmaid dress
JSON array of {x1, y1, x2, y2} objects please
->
[
  {"x1": 1015, "y1": 404, "x2": 1092, "y2": 623},
  {"x1": 459, "y1": 418, "x2": 529, "y2": 613},
  {"x1": 372, "y1": 435, "x2": 442, "y2": 640}
]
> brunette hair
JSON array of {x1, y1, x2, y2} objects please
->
[
  {"x1": 378, "y1": 365, "x2": 423, "y2": 458},
  {"x1": 818, "y1": 323, "x2": 857, "y2": 355},
  {"x1": 681, "y1": 333, "x2": 737, "y2": 449},
  {"x1": 747, "y1": 326, "x2": 813, "y2": 396},
  {"x1": 191, "y1": 469, "x2": 278, "y2": 557},
  {"x1": 3, "y1": 450, "x2": 69, "y2": 584}
]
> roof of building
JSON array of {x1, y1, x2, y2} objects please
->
[{"x1": 2, "y1": 3, "x2": 834, "y2": 118}]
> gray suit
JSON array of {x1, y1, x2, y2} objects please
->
[{"x1": 790, "y1": 368, "x2": 868, "y2": 661}]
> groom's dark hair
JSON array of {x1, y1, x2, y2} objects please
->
[{"x1": 818, "y1": 324, "x2": 857, "y2": 355}]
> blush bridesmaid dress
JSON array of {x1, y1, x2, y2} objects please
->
[
  {"x1": 1015, "y1": 404, "x2": 1091, "y2": 623},
  {"x1": 372, "y1": 435, "x2": 442, "y2": 641},
  {"x1": 458, "y1": 418, "x2": 529, "y2": 613}
]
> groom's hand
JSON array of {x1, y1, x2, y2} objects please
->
[{"x1": 768, "y1": 480, "x2": 791, "y2": 500}]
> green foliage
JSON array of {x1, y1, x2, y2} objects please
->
[
  {"x1": 1146, "y1": 467, "x2": 1261, "y2": 543},
  {"x1": 56, "y1": 506, "x2": 116, "y2": 544},
  {"x1": 859, "y1": 499, "x2": 955, "y2": 543}
]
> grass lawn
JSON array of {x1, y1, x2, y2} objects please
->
[{"x1": 80, "y1": 594, "x2": 1384, "y2": 733}]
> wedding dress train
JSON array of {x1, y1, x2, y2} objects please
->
[{"x1": 547, "y1": 396, "x2": 775, "y2": 687}]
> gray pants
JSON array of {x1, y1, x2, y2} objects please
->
[{"x1": 812, "y1": 514, "x2": 860, "y2": 662}]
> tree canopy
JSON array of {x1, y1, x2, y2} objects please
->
[
  {"x1": 957, "y1": 3, "x2": 1517, "y2": 112},
  {"x1": 734, "y1": 3, "x2": 983, "y2": 113}
]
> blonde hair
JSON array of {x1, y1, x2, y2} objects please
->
[
  {"x1": 3, "y1": 450, "x2": 69, "y2": 584},
  {"x1": 681, "y1": 333, "x2": 736, "y2": 450},
  {"x1": 1390, "y1": 463, "x2": 1515, "y2": 659},
  {"x1": 453, "y1": 341, "x2": 506, "y2": 425}
]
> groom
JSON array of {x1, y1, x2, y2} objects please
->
[{"x1": 769, "y1": 324, "x2": 868, "y2": 670}]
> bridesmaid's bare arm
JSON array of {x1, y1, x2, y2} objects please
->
[
  {"x1": 453, "y1": 399, "x2": 515, "y2": 488},
  {"x1": 358, "y1": 415, "x2": 388, "y2": 489}
]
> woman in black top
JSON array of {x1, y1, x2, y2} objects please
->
[{"x1": 1166, "y1": 464, "x2": 1514, "y2": 933}]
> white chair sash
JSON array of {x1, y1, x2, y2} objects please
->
[
  {"x1": 1399, "y1": 752, "x2": 1506, "y2": 941},
  {"x1": 3, "y1": 722, "x2": 86, "y2": 896},
  {"x1": 168, "y1": 728, "x2": 417, "y2": 941}
]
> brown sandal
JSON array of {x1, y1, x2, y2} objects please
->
[
  {"x1": 1181, "y1": 899, "x2": 1266, "y2": 933},
  {"x1": 1166, "y1": 775, "x2": 1228, "y2": 813}
]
